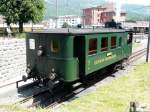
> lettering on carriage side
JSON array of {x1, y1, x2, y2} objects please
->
[
  {"x1": 107, "y1": 52, "x2": 112, "y2": 57},
  {"x1": 94, "y1": 54, "x2": 117, "y2": 65}
]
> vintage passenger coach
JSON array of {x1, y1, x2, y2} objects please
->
[{"x1": 24, "y1": 28, "x2": 132, "y2": 91}]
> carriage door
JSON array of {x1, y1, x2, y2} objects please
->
[{"x1": 74, "y1": 36, "x2": 86, "y2": 77}]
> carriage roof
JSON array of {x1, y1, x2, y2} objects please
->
[{"x1": 29, "y1": 28, "x2": 127, "y2": 35}]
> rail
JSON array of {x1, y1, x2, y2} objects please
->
[{"x1": 127, "y1": 48, "x2": 147, "y2": 64}]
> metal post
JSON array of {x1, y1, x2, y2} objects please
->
[
  {"x1": 55, "y1": 0, "x2": 58, "y2": 28},
  {"x1": 146, "y1": 19, "x2": 150, "y2": 62},
  {"x1": 83, "y1": 15, "x2": 85, "y2": 28}
]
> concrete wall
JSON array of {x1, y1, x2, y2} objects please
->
[{"x1": 0, "y1": 38, "x2": 26, "y2": 84}]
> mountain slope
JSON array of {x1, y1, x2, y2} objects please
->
[
  {"x1": 45, "y1": 0, "x2": 105, "y2": 18},
  {"x1": 45, "y1": 0, "x2": 150, "y2": 21},
  {"x1": 123, "y1": 4, "x2": 150, "y2": 21}
]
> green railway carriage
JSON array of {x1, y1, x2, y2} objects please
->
[{"x1": 25, "y1": 28, "x2": 132, "y2": 89}]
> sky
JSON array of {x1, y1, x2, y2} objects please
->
[
  {"x1": 45, "y1": 0, "x2": 150, "y2": 6},
  {"x1": 107, "y1": 0, "x2": 150, "y2": 6}
]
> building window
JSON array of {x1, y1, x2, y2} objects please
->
[
  {"x1": 51, "y1": 40, "x2": 60, "y2": 53},
  {"x1": 111, "y1": 36, "x2": 116, "y2": 49},
  {"x1": 101, "y1": 37, "x2": 108, "y2": 51},
  {"x1": 88, "y1": 38, "x2": 97, "y2": 55},
  {"x1": 119, "y1": 37, "x2": 122, "y2": 47}
]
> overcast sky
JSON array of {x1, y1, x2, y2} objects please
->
[
  {"x1": 107, "y1": 0, "x2": 150, "y2": 6},
  {"x1": 45, "y1": 0, "x2": 150, "y2": 6}
]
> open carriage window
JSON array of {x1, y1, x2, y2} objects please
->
[
  {"x1": 51, "y1": 40, "x2": 60, "y2": 53},
  {"x1": 101, "y1": 37, "x2": 108, "y2": 51},
  {"x1": 127, "y1": 33, "x2": 133, "y2": 44},
  {"x1": 88, "y1": 38, "x2": 97, "y2": 55},
  {"x1": 111, "y1": 36, "x2": 117, "y2": 49}
]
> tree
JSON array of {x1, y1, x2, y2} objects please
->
[
  {"x1": 0, "y1": 0, "x2": 45, "y2": 33},
  {"x1": 62, "y1": 22, "x2": 70, "y2": 28}
]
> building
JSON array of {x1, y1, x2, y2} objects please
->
[
  {"x1": 43, "y1": 15, "x2": 82, "y2": 29},
  {"x1": 121, "y1": 21, "x2": 149, "y2": 33},
  {"x1": 0, "y1": 22, "x2": 44, "y2": 33},
  {"x1": 83, "y1": 3, "x2": 126, "y2": 26},
  {"x1": 57, "y1": 15, "x2": 81, "y2": 28},
  {"x1": 42, "y1": 17, "x2": 57, "y2": 29}
]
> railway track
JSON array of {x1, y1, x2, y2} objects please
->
[
  {"x1": 14, "y1": 81, "x2": 85, "y2": 109},
  {"x1": 0, "y1": 81, "x2": 17, "y2": 88},
  {"x1": 128, "y1": 48, "x2": 147, "y2": 64},
  {"x1": 45, "y1": 84, "x2": 85, "y2": 109},
  {"x1": 0, "y1": 79, "x2": 39, "y2": 90},
  {"x1": 15, "y1": 89, "x2": 49, "y2": 108}
]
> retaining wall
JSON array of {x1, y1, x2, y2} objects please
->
[{"x1": 0, "y1": 38, "x2": 26, "y2": 84}]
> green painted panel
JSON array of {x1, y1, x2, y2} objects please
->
[
  {"x1": 84, "y1": 32, "x2": 132, "y2": 75},
  {"x1": 61, "y1": 58, "x2": 79, "y2": 81},
  {"x1": 45, "y1": 57, "x2": 79, "y2": 82},
  {"x1": 26, "y1": 33, "x2": 79, "y2": 82}
]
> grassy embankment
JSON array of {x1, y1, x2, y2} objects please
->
[{"x1": 0, "y1": 63, "x2": 150, "y2": 112}]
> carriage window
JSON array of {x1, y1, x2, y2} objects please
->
[
  {"x1": 101, "y1": 37, "x2": 108, "y2": 51},
  {"x1": 127, "y1": 33, "x2": 133, "y2": 44},
  {"x1": 88, "y1": 38, "x2": 97, "y2": 55},
  {"x1": 119, "y1": 37, "x2": 122, "y2": 47},
  {"x1": 111, "y1": 36, "x2": 116, "y2": 49},
  {"x1": 51, "y1": 40, "x2": 60, "y2": 53}
]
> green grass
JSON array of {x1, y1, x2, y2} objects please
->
[
  {"x1": 0, "y1": 105, "x2": 30, "y2": 112},
  {"x1": 0, "y1": 63, "x2": 150, "y2": 112},
  {"x1": 54, "y1": 63, "x2": 150, "y2": 112},
  {"x1": 0, "y1": 105, "x2": 52, "y2": 112}
]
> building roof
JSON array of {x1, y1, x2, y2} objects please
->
[
  {"x1": 29, "y1": 28, "x2": 127, "y2": 35},
  {"x1": 122, "y1": 21, "x2": 149, "y2": 28}
]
